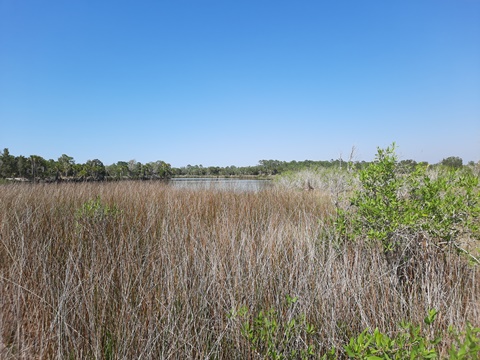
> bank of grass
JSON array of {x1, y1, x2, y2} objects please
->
[{"x1": 0, "y1": 179, "x2": 478, "y2": 358}]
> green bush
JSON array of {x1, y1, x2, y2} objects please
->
[
  {"x1": 74, "y1": 196, "x2": 122, "y2": 235},
  {"x1": 75, "y1": 196, "x2": 122, "y2": 222},
  {"x1": 228, "y1": 295, "x2": 316, "y2": 359},
  {"x1": 230, "y1": 303, "x2": 480, "y2": 359},
  {"x1": 336, "y1": 143, "x2": 480, "y2": 257},
  {"x1": 344, "y1": 309, "x2": 440, "y2": 359},
  {"x1": 344, "y1": 310, "x2": 480, "y2": 359},
  {"x1": 448, "y1": 323, "x2": 480, "y2": 359}
]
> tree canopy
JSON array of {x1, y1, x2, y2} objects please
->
[
  {"x1": 0, "y1": 148, "x2": 172, "y2": 182},
  {"x1": 0, "y1": 147, "x2": 474, "y2": 182}
]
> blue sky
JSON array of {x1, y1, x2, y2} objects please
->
[{"x1": 1, "y1": 0, "x2": 479, "y2": 167}]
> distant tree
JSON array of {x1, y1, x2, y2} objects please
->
[
  {"x1": 441, "y1": 156, "x2": 463, "y2": 169},
  {"x1": 107, "y1": 161, "x2": 129, "y2": 179},
  {"x1": 258, "y1": 160, "x2": 284, "y2": 175},
  {"x1": 151, "y1": 160, "x2": 172, "y2": 178},
  {"x1": 398, "y1": 159, "x2": 417, "y2": 173},
  {"x1": 28, "y1": 155, "x2": 47, "y2": 182},
  {"x1": 15, "y1": 155, "x2": 29, "y2": 178},
  {"x1": 58, "y1": 154, "x2": 75, "y2": 177},
  {"x1": 219, "y1": 166, "x2": 238, "y2": 176},
  {"x1": 85, "y1": 159, "x2": 106, "y2": 180},
  {"x1": 197, "y1": 165, "x2": 207, "y2": 176},
  {"x1": 142, "y1": 163, "x2": 154, "y2": 178},
  {"x1": 73, "y1": 163, "x2": 85, "y2": 178},
  {"x1": 46, "y1": 159, "x2": 59, "y2": 179},
  {"x1": 208, "y1": 166, "x2": 221, "y2": 176},
  {"x1": 245, "y1": 165, "x2": 261, "y2": 176},
  {"x1": 105, "y1": 164, "x2": 117, "y2": 179},
  {"x1": 128, "y1": 160, "x2": 141, "y2": 178},
  {"x1": 0, "y1": 148, "x2": 16, "y2": 178}
]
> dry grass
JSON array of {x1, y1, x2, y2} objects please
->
[{"x1": 0, "y1": 181, "x2": 478, "y2": 359}]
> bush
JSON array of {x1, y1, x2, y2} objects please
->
[
  {"x1": 344, "y1": 309, "x2": 440, "y2": 359},
  {"x1": 228, "y1": 295, "x2": 316, "y2": 359},
  {"x1": 230, "y1": 304, "x2": 480, "y2": 359},
  {"x1": 345, "y1": 309, "x2": 480, "y2": 359},
  {"x1": 448, "y1": 322, "x2": 480, "y2": 359},
  {"x1": 336, "y1": 144, "x2": 480, "y2": 260},
  {"x1": 75, "y1": 196, "x2": 122, "y2": 222}
]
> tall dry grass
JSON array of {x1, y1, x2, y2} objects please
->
[{"x1": 0, "y1": 181, "x2": 478, "y2": 359}]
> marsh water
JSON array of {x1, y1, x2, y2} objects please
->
[{"x1": 169, "y1": 178, "x2": 272, "y2": 192}]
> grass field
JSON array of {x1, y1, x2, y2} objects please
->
[{"x1": 0, "y1": 179, "x2": 478, "y2": 358}]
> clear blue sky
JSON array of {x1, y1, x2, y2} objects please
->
[{"x1": 1, "y1": 0, "x2": 479, "y2": 167}]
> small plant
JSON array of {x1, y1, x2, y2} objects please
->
[
  {"x1": 448, "y1": 322, "x2": 480, "y2": 359},
  {"x1": 74, "y1": 196, "x2": 122, "y2": 234},
  {"x1": 75, "y1": 196, "x2": 122, "y2": 222},
  {"x1": 228, "y1": 295, "x2": 316, "y2": 359},
  {"x1": 345, "y1": 309, "x2": 441, "y2": 359},
  {"x1": 343, "y1": 310, "x2": 480, "y2": 360},
  {"x1": 230, "y1": 303, "x2": 480, "y2": 359},
  {"x1": 102, "y1": 329, "x2": 116, "y2": 360}
]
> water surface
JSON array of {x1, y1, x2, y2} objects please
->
[{"x1": 169, "y1": 178, "x2": 272, "y2": 192}]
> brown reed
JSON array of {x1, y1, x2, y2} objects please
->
[{"x1": 0, "y1": 181, "x2": 478, "y2": 358}]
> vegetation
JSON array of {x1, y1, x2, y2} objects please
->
[
  {"x1": 336, "y1": 144, "x2": 480, "y2": 257},
  {"x1": 1, "y1": 147, "x2": 478, "y2": 182},
  {"x1": 344, "y1": 309, "x2": 480, "y2": 359},
  {"x1": 172, "y1": 159, "x2": 361, "y2": 177},
  {"x1": 0, "y1": 145, "x2": 479, "y2": 358},
  {"x1": 228, "y1": 295, "x2": 316, "y2": 359},
  {"x1": 230, "y1": 305, "x2": 480, "y2": 359},
  {"x1": 0, "y1": 148, "x2": 173, "y2": 182}
]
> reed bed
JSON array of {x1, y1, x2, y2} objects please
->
[{"x1": 0, "y1": 181, "x2": 478, "y2": 359}]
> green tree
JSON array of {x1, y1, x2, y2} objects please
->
[
  {"x1": 208, "y1": 166, "x2": 221, "y2": 176},
  {"x1": 28, "y1": 155, "x2": 47, "y2": 182},
  {"x1": 85, "y1": 159, "x2": 106, "y2": 180},
  {"x1": 142, "y1": 162, "x2": 154, "y2": 178},
  {"x1": 15, "y1": 155, "x2": 29, "y2": 178},
  {"x1": 151, "y1": 160, "x2": 172, "y2": 178},
  {"x1": 106, "y1": 161, "x2": 129, "y2": 179},
  {"x1": 0, "y1": 148, "x2": 16, "y2": 178},
  {"x1": 441, "y1": 156, "x2": 463, "y2": 169},
  {"x1": 259, "y1": 160, "x2": 284, "y2": 175},
  {"x1": 128, "y1": 160, "x2": 141, "y2": 179},
  {"x1": 46, "y1": 159, "x2": 59, "y2": 179},
  {"x1": 58, "y1": 154, "x2": 75, "y2": 177}
]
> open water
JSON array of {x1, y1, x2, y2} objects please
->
[{"x1": 169, "y1": 178, "x2": 272, "y2": 192}]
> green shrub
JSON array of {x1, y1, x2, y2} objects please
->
[
  {"x1": 74, "y1": 196, "x2": 122, "y2": 235},
  {"x1": 344, "y1": 310, "x2": 480, "y2": 360},
  {"x1": 75, "y1": 196, "x2": 122, "y2": 222},
  {"x1": 228, "y1": 295, "x2": 316, "y2": 359},
  {"x1": 230, "y1": 302, "x2": 480, "y2": 359},
  {"x1": 448, "y1": 323, "x2": 480, "y2": 359},
  {"x1": 336, "y1": 143, "x2": 480, "y2": 258},
  {"x1": 344, "y1": 309, "x2": 440, "y2": 359}
]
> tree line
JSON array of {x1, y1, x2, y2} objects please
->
[
  {"x1": 0, "y1": 148, "x2": 172, "y2": 182},
  {"x1": 0, "y1": 147, "x2": 473, "y2": 182},
  {"x1": 172, "y1": 157, "x2": 473, "y2": 177},
  {"x1": 173, "y1": 159, "x2": 361, "y2": 177}
]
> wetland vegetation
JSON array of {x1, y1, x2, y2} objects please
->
[{"x1": 0, "y1": 145, "x2": 479, "y2": 358}]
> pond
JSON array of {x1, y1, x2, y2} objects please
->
[{"x1": 169, "y1": 178, "x2": 272, "y2": 192}]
